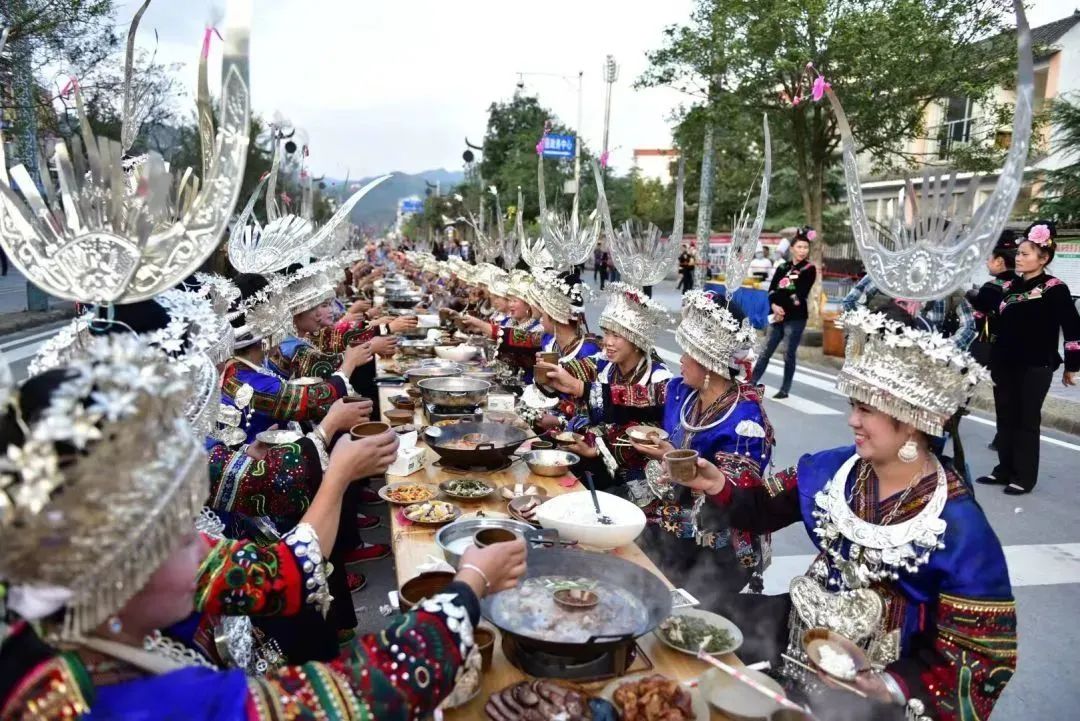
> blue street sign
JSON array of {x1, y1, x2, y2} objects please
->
[
  {"x1": 541, "y1": 134, "x2": 576, "y2": 159},
  {"x1": 400, "y1": 199, "x2": 424, "y2": 214}
]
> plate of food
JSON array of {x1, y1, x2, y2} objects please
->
[
  {"x1": 626, "y1": 425, "x2": 669, "y2": 446},
  {"x1": 601, "y1": 673, "x2": 708, "y2": 721},
  {"x1": 403, "y1": 500, "x2": 460, "y2": 525},
  {"x1": 287, "y1": 376, "x2": 323, "y2": 387},
  {"x1": 439, "y1": 478, "x2": 495, "y2": 500},
  {"x1": 379, "y1": 482, "x2": 439, "y2": 505},
  {"x1": 699, "y1": 667, "x2": 785, "y2": 720},
  {"x1": 507, "y1": 494, "x2": 544, "y2": 525},
  {"x1": 655, "y1": 609, "x2": 743, "y2": 657},
  {"x1": 498, "y1": 482, "x2": 549, "y2": 501},
  {"x1": 801, "y1": 628, "x2": 869, "y2": 682},
  {"x1": 255, "y1": 429, "x2": 303, "y2": 445}
]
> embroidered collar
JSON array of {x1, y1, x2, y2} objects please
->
[{"x1": 999, "y1": 275, "x2": 1062, "y2": 312}]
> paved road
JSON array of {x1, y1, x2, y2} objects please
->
[{"x1": 2, "y1": 280, "x2": 1076, "y2": 719}]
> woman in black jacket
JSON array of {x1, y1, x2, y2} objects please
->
[
  {"x1": 750, "y1": 226, "x2": 817, "y2": 398},
  {"x1": 977, "y1": 220, "x2": 1080, "y2": 495}
]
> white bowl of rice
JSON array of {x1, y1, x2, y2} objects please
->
[{"x1": 533, "y1": 491, "x2": 646, "y2": 550}]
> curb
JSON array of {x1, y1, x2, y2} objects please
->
[
  {"x1": 0, "y1": 308, "x2": 76, "y2": 336},
  {"x1": 790, "y1": 345, "x2": 1080, "y2": 437}
]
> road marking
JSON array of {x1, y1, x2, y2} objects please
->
[
  {"x1": 654, "y1": 347, "x2": 839, "y2": 415},
  {"x1": 2, "y1": 339, "x2": 47, "y2": 363},
  {"x1": 761, "y1": 358, "x2": 1080, "y2": 454},
  {"x1": 0, "y1": 325, "x2": 65, "y2": 350},
  {"x1": 761, "y1": 543, "x2": 1080, "y2": 595}
]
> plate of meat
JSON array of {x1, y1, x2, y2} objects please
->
[
  {"x1": 485, "y1": 680, "x2": 598, "y2": 721},
  {"x1": 601, "y1": 673, "x2": 708, "y2": 721}
]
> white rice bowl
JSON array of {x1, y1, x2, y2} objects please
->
[{"x1": 533, "y1": 491, "x2": 646, "y2": 550}]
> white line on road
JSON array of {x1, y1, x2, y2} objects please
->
[
  {"x1": 762, "y1": 543, "x2": 1080, "y2": 595},
  {"x1": 654, "y1": 347, "x2": 840, "y2": 415},
  {"x1": 2, "y1": 339, "x2": 46, "y2": 363},
  {"x1": 0, "y1": 325, "x2": 64, "y2": 350}
]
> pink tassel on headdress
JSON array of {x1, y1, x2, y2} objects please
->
[
  {"x1": 811, "y1": 75, "x2": 831, "y2": 102},
  {"x1": 599, "y1": 150, "x2": 610, "y2": 168},
  {"x1": 536, "y1": 139, "x2": 545, "y2": 155},
  {"x1": 59, "y1": 76, "x2": 79, "y2": 97},
  {"x1": 201, "y1": 26, "x2": 223, "y2": 59}
]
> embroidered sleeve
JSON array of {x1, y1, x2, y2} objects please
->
[
  {"x1": 308, "y1": 321, "x2": 378, "y2": 354},
  {"x1": 498, "y1": 326, "x2": 545, "y2": 350},
  {"x1": 564, "y1": 356, "x2": 599, "y2": 383},
  {"x1": 194, "y1": 525, "x2": 328, "y2": 617},
  {"x1": 207, "y1": 440, "x2": 322, "y2": 522},
  {"x1": 0, "y1": 647, "x2": 91, "y2": 721},
  {"x1": 716, "y1": 464, "x2": 801, "y2": 534},
  {"x1": 1051, "y1": 283, "x2": 1080, "y2": 372},
  {"x1": 245, "y1": 590, "x2": 478, "y2": 721},
  {"x1": 886, "y1": 594, "x2": 1017, "y2": 721},
  {"x1": 226, "y1": 366, "x2": 347, "y2": 423},
  {"x1": 291, "y1": 344, "x2": 345, "y2": 379}
]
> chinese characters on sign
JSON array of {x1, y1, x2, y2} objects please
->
[{"x1": 541, "y1": 134, "x2": 577, "y2": 159}]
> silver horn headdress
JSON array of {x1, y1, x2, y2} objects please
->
[
  {"x1": 0, "y1": 0, "x2": 252, "y2": 305},
  {"x1": 503, "y1": 186, "x2": 524, "y2": 268},
  {"x1": 826, "y1": 0, "x2": 1033, "y2": 301},
  {"x1": 594, "y1": 156, "x2": 684, "y2": 290},
  {"x1": 721, "y1": 115, "x2": 771, "y2": 291},
  {"x1": 537, "y1": 152, "x2": 601, "y2": 271}
]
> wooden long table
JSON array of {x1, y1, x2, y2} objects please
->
[{"x1": 378, "y1": 384, "x2": 740, "y2": 719}]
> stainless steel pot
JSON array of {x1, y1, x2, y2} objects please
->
[
  {"x1": 520, "y1": 449, "x2": 580, "y2": 477},
  {"x1": 403, "y1": 362, "x2": 463, "y2": 382},
  {"x1": 417, "y1": 377, "x2": 491, "y2": 409},
  {"x1": 435, "y1": 517, "x2": 558, "y2": 568}
]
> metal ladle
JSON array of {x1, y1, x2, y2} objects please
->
[{"x1": 584, "y1": 472, "x2": 613, "y2": 525}]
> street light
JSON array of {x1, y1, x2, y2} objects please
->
[{"x1": 515, "y1": 69, "x2": 584, "y2": 211}]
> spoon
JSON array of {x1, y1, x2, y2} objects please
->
[{"x1": 583, "y1": 472, "x2": 613, "y2": 525}]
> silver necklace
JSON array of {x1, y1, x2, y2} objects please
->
[
  {"x1": 679, "y1": 386, "x2": 741, "y2": 433},
  {"x1": 812, "y1": 454, "x2": 948, "y2": 590}
]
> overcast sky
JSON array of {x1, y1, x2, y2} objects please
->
[{"x1": 111, "y1": 0, "x2": 1069, "y2": 180}]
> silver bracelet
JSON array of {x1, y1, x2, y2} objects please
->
[
  {"x1": 306, "y1": 430, "x2": 331, "y2": 471},
  {"x1": 878, "y1": 670, "x2": 907, "y2": 706},
  {"x1": 460, "y1": 563, "x2": 491, "y2": 592}
]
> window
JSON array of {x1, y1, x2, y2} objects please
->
[{"x1": 937, "y1": 96, "x2": 974, "y2": 160}]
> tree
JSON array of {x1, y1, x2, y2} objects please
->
[
  {"x1": 1039, "y1": 94, "x2": 1080, "y2": 224},
  {"x1": 637, "y1": 1, "x2": 744, "y2": 250},
  {"x1": 641, "y1": 0, "x2": 1017, "y2": 313},
  {"x1": 478, "y1": 94, "x2": 593, "y2": 224}
]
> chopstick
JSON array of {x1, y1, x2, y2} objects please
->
[
  {"x1": 696, "y1": 649, "x2": 814, "y2": 715},
  {"x1": 780, "y1": 654, "x2": 867, "y2": 699}
]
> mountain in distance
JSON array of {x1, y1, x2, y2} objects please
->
[{"x1": 321, "y1": 168, "x2": 464, "y2": 230}]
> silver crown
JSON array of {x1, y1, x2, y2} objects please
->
[
  {"x1": 599, "y1": 283, "x2": 670, "y2": 352},
  {"x1": 0, "y1": 0, "x2": 251, "y2": 305},
  {"x1": 0, "y1": 335, "x2": 205, "y2": 639},
  {"x1": 233, "y1": 274, "x2": 291, "y2": 348},
  {"x1": 505, "y1": 269, "x2": 535, "y2": 303},
  {"x1": 675, "y1": 290, "x2": 757, "y2": 379},
  {"x1": 284, "y1": 261, "x2": 337, "y2": 315},
  {"x1": 826, "y1": 0, "x2": 1032, "y2": 301},
  {"x1": 531, "y1": 268, "x2": 589, "y2": 324},
  {"x1": 29, "y1": 289, "x2": 228, "y2": 438},
  {"x1": 835, "y1": 308, "x2": 990, "y2": 436}
]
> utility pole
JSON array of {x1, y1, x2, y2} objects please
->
[
  {"x1": 573, "y1": 70, "x2": 583, "y2": 226},
  {"x1": 601, "y1": 55, "x2": 618, "y2": 173}
]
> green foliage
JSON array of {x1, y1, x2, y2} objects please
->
[
  {"x1": 1040, "y1": 94, "x2": 1080, "y2": 224},
  {"x1": 478, "y1": 94, "x2": 593, "y2": 223},
  {"x1": 639, "y1": 0, "x2": 1018, "y2": 241}
]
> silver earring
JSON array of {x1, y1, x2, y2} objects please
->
[
  {"x1": 898, "y1": 437, "x2": 919, "y2": 463},
  {"x1": 107, "y1": 616, "x2": 123, "y2": 634}
]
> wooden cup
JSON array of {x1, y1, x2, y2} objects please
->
[
  {"x1": 665, "y1": 449, "x2": 700, "y2": 482},
  {"x1": 350, "y1": 421, "x2": 391, "y2": 439}
]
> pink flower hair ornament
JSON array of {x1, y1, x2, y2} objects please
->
[
  {"x1": 806, "y1": 229, "x2": 817, "y2": 242},
  {"x1": 1026, "y1": 224, "x2": 1052, "y2": 247}
]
